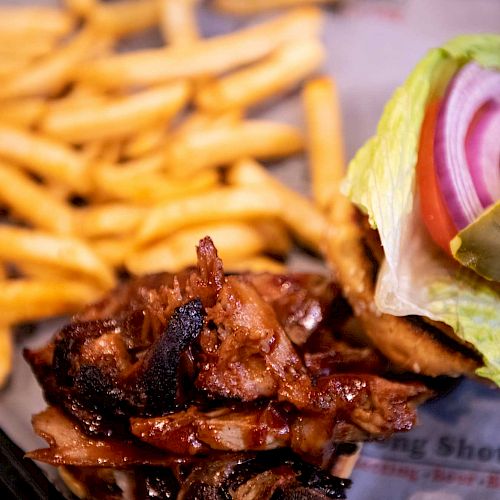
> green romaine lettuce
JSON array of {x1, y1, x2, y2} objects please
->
[{"x1": 344, "y1": 34, "x2": 500, "y2": 385}]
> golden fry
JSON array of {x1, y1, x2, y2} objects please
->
[
  {"x1": 213, "y1": 0, "x2": 338, "y2": 14},
  {"x1": 127, "y1": 221, "x2": 282, "y2": 274},
  {"x1": 196, "y1": 38, "x2": 325, "y2": 112},
  {"x1": 0, "y1": 161, "x2": 74, "y2": 234},
  {"x1": 0, "y1": 6, "x2": 74, "y2": 37},
  {"x1": 43, "y1": 82, "x2": 190, "y2": 143},
  {"x1": 0, "y1": 226, "x2": 115, "y2": 289},
  {"x1": 171, "y1": 109, "x2": 243, "y2": 140},
  {"x1": 0, "y1": 324, "x2": 12, "y2": 389},
  {"x1": 224, "y1": 255, "x2": 286, "y2": 274},
  {"x1": 63, "y1": 0, "x2": 96, "y2": 16},
  {"x1": 92, "y1": 237, "x2": 137, "y2": 267},
  {"x1": 58, "y1": 467, "x2": 88, "y2": 500},
  {"x1": 93, "y1": 162, "x2": 219, "y2": 203},
  {"x1": 0, "y1": 35, "x2": 58, "y2": 59},
  {"x1": 91, "y1": 0, "x2": 159, "y2": 37},
  {"x1": 98, "y1": 140, "x2": 123, "y2": 164},
  {"x1": 252, "y1": 219, "x2": 292, "y2": 256},
  {"x1": 228, "y1": 158, "x2": 328, "y2": 253},
  {"x1": 97, "y1": 153, "x2": 166, "y2": 180},
  {"x1": 136, "y1": 186, "x2": 282, "y2": 244},
  {"x1": 17, "y1": 262, "x2": 84, "y2": 282},
  {"x1": 76, "y1": 203, "x2": 146, "y2": 238},
  {"x1": 167, "y1": 120, "x2": 303, "y2": 176},
  {"x1": 77, "y1": 7, "x2": 322, "y2": 88},
  {"x1": 0, "y1": 59, "x2": 32, "y2": 80},
  {"x1": 0, "y1": 279, "x2": 103, "y2": 324},
  {"x1": 48, "y1": 87, "x2": 108, "y2": 117},
  {"x1": 123, "y1": 124, "x2": 168, "y2": 159},
  {"x1": 0, "y1": 125, "x2": 89, "y2": 193},
  {"x1": 303, "y1": 76, "x2": 345, "y2": 210},
  {"x1": 0, "y1": 28, "x2": 105, "y2": 100},
  {"x1": 159, "y1": 0, "x2": 200, "y2": 47},
  {"x1": 0, "y1": 98, "x2": 47, "y2": 128}
]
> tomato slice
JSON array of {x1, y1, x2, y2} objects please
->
[{"x1": 416, "y1": 100, "x2": 457, "y2": 255}]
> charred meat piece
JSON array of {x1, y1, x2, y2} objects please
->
[{"x1": 132, "y1": 298, "x2": 205, "y2": 415}]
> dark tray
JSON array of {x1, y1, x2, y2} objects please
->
[{"x1": 0, "y1": 427, "x2": 64, "y2": 500}]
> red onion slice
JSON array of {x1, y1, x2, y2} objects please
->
[
  {"x1": 465, "y1": 101, "x2": 500, "y2": 208},
  {"x1": 434, "y1": 63, "x2": 500, "y2": 229}
]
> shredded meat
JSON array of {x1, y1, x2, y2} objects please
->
[
  {"x1": 25, "y1": 237, "x2": 434, "y2": 499},
  {"x1": 27, "y1": 406, "x2": 181, "y2": 468}
]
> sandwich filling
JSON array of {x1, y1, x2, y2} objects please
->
[{"x1": 26, "y1": 237, "x2": 432, "y2": 499}]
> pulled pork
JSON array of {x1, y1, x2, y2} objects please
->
[{"x1": 25, "y1": 237, "x2": 432, "y2": 500}]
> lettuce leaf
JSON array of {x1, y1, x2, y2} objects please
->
[{"x1": 344, "y1": 34, "x2": 500, "y2": 385}]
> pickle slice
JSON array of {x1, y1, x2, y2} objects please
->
[{"x1": 451, "y1": 200, "x2": 500, "y2": 281}]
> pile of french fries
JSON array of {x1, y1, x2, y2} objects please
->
[{"x1": 0, "y1": 0, "x2": 345, "y2": 388}]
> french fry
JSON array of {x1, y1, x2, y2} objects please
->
[
  {"x1": 43, "y1": 82, "x2": 190, "y2": 143},
  {"x1": 0, "y1": 124, "x2": 89, "y2": 193},
  {"x1": 135, "y1": 186, "x2": 283, "y2": 244},
  {"x1": 63, "y1": 0, "x2": 97, "y2": 17},
  {"x1": 213, "y1": 0, "x2": 338, "y2": 14},
  {"x1": 159, "y1": 0, "x2": 200, "y2": 47},
  {"x1": 17, "y1": 262, "x2": 85, "y2": 282},
  {"x1": 123, "y1": 124, "x2": 168, "y2": 159},
  {"x1": 228, "y1": 158, "x2": 328, "y2": 252},
  {"x1": 171, "y1": 108, "x2": 243, "y2": 139},
  {"x1": 97, "y1": 152, "x2": 166, "y2": 180},
  {"x1": 0, "y1": 6, "x2": 74, "y2": 38},
  {"x1": 303, "y1": 76, "x2": 345, "y2": 210},
  {"x1": 81, "y1": 140, "x2": 108, "y2": 163},
  {"x1": 48, "y1": 87, "x2": 108, "y2": 117},
  {"x1": 96, "y1": 140, "x2": 123, "y2": 165},
  {"x1": 0, "y1": 161, "x2": 74, "y2": 234},
  {"x1": 76, "y1": 204, "x2": 146, "y2": 238},
  {"x1": 0, "y1": 279, "x2": 103, "y2": 324},
  {"x1": 77, "y1": 7, "x2": 323, "y2": 88},
  {"x1": 126, "y1": 221, "x2": 283, "y2": 274},
  {"x1": 196, "y1": 38, "x2": 325, "y2": 112},
  {"x1": 0, "y1": 226, "x2": 115, "y2": 289},
  {"x1": 91, "y1": 0, "x2": 159, "y2": 38},
  {"x1": 0, "y1": 59, "x2": 32, "y2": 81},
  {"x1": 93, "y1": 163, "x2": 219, "y2": 203},
  {"x1": 167, "y1": 120, "x2": 304, "y2": 176},
  {"x1": 225, "y1": 255, "x2": 286, "y2": 274},
  {"x1": 0, "y1": 28, "x2": 107, "y2": 100},
  {"x1": 0, "y1": 324, "x2": 12, "y2": 389},
  {"x1": 0, "y1": 98, "x2": 47, "y2": 128},
  {"x1": 58, "y1": 467, "x2": 88, "y2": 500},
  {"x1": 92, "y1": 237, "x2": 137, "y2": 267},
  {"x1": 0, "y1": 35, "x2": 59, "y2": 59},
  {"x1": 252, "y1": 219, "x2": 292, "y2": 256}
]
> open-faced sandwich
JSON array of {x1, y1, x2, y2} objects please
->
[{"x1": 23, "y1": 33, "x2": 500, "y2": 500}]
